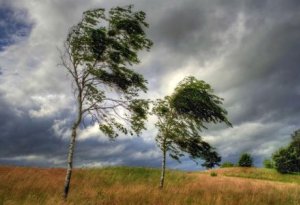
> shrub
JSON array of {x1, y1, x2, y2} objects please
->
[
  {"x1": 263, "y1": 159, "x2": 275, "y2": 169},
  {"x1": 272, "y1": 147, "x2": 298, "y2": 174},
  {"x1": 210, "y1": 172, "x2": 217, "y2": 177},
  {"x1": 238, "y1": 153, "x2": 253, "y2": 167},
  {"x1": 272, "y1": 129, "x2": 300, "y2": 174},
  {"x1": 221, "y1": 162, "x2": 235, "y2": 168}
]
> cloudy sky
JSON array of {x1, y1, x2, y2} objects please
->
[{"x1": 0, "y1": 0, "x2": 299, "y2": 170}]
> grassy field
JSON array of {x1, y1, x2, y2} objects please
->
[
  {"x1": 1, "y1": 166, "x2": 300, "y2": 205},
  {"x1": 209, "y1": 167, "x2": 300, "y2": 184}
]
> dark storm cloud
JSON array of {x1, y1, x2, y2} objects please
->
[
  {"x1": 73, "y1": 137, "x2": 161, "y2": 168},
  {"x1": 218, "y1": 1, "x2": 300, "y2": 126},
  {"x1": 0, "y1": 93, "x2": 67, "y2": 164},
  {"x1": 137, "y1": 0, "x2": 243, "y2": 80},
  {"x1": 0, "y1": 91, "x2": 161, "y2": 168},
  {"x1": 0, "y1": 93, "x2": 160, "y2": 168},
  {"x1": 151, "y1": 1, "x2": 238, "y2": 54},
  {"x1": 0, "y1": 2, "x2": 33, "y2": 51}
]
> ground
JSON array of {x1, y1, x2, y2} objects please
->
[{"x1": 1, "y1": 166, "x2": 300, "y2": 205}]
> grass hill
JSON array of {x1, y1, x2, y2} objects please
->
[{"x1": 1, "y1": 166, "x2": 300, "y2": 205}]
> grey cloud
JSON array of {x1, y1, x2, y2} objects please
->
[
  {"x1": 143, "y1": 0, "x2": 241, "y2": 73},
  {"x1": 0, "y1": 1, "x2": 33, "y2": 51},
  {"x1": 217, "y1": 4, "x2": 300, "y2": 126},
  {"x1": 0, "y1": 91, "x2": 164, "y2": 168},
  {"x1": 0, "y1": 95, "x2": 68, "y2": 159}
]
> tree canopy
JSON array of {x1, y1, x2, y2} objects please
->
[
  {"x1": 238, "y1": 153, "x2": 253, "y2": 167},
  {"x1": 170, "y1": 76, "x2": 231, "y2": 126},
  {"x1": 272, "y1": 129, "x2": 300, "y2": 173},
  {"x1": 62, "y1": 5, "x2": 153, "y2": 137},
  {"x1": 153, "y1": 76, "x2": 231, "y2": 188}
]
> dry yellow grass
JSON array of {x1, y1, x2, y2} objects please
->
[{"x1": 1, "y1": 166, "x2": 300, "y2": 205}]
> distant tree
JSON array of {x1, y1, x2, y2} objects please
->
[
  {"x1": 292, "y1": 129, "x2": 300, "y2": 140},
  {"x1": 201, "y1": 149, "x2": 222, "y2": 169},
  {"x1": 272, "y1": 147, "x2": 295, "y2": 173},
  {"x1": 60, "y1": 5, "x2": 152, "y2": 199},
  {"x1": 221, "y1": 161, "x2": 235, "y2": 168},
  {"x1": 152, "y1": 76, "x2": 231, "y2": 188},
  {"x1": 272, "y1": 129, "x2": 300, "y2": 174},
  {"x1": 238, "y1": 153, "x2": 253, "y2": 167},
  {"x1": 263, "y1": 158, "x2": 275, "y2": 169}
]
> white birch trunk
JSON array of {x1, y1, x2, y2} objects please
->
[
  {"x1": 63, "y1": 92, "x2": 82, "y2": 200},
  {"x1": 159, "y1": 147, "x2": 166, "y2": 189},
  {"x1": 63, "y1": 125, "x2": 77, "y2": 199}
]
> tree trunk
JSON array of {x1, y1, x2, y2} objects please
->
[
  {"x1": 63, "y1": 92, "x2": 82, "y2": 200},
  {"x1": 159, "y1": 147, "x2": 166, "y2": 189},
  {"x1": 63, "y1": 125, "x2": 78, "y2": 200}
]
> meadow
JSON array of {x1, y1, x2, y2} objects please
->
[{"x1": 1, "y1": 166, "x2": 300, "y2": 205}]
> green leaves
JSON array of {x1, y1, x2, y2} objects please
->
[
  {"x1": 201, "y1": 150, "x2": 221, "y2": 169},
  {"x1": 66, "y1": 5, "x2": 152, "y2": 94},
  {"x1": 238, "y1": 153, "x2": 253, "y2": 167},
  {"x1": 63, "y1": 5, "x2": 152, "y2": 139},
  {"x1": 128, "y1": 99, "x2": 149, "y2": 135},
  {"x1": 272, "y1": 129, "x2": 300, "y2": 173},
  {"x1": 90, "y1": 28, "x2": 107, "y2": 60},
  {"x1": 170, "y1": 76, "x2": 232, "y2": 126},
  {"x1": 153, "y1": 77, "x2": 231, "y2": 167}
]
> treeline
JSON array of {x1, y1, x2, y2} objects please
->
[
  {"x1": 220, "y1": 130, "x2": 300, "y2": 175},
  {"x1": 221, "y1": 153, "x2": 254, "y2": 168}
]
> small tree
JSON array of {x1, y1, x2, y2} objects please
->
[
  {"x1": 153, "y1": 76, "x2": 231, "y2": 188},
  {"x1": 272, "y1": 147, "x2": 296, "y2": 173},
  {"x1": 263, "y1": 158, "x2": 275, "y2": 169},
  {"x1": 238, "y1": 153, "x2": 253, "y2": 167},
  {"x1": 60, "y1": 5, "x2": 152, "y2": 199},
  {"x1": 272, "y1": 129, "x2": 300, "y2": 174}
]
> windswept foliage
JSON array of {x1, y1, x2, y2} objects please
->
[
  {"x1": 153, "y1": 76, "x2": 231, "y2": 188},
  {"x1": 60, "y1": 5, "x2": 152, "y2": 199},
  {"x1": 201, "y1": 149, "x2": 222, "y2": 169},
  {"x1": 170, "y1": 76, "x2": 231, "y2": 126}
]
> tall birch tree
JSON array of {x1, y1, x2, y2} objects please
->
[
  {"x1": 60, "y1": 5, "x2": 152, "y2": 199},
  {"x1": 153, "y1": 76, "x2": 231, "y2": 188}
]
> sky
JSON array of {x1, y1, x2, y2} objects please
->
[{"x1": 0, "y1": 0, "x2": 299, "y2": 170}]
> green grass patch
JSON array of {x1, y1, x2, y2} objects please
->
[
  {"x1": 80, "y1": 166, "x2": 189, "y2": 185},
  {"x1": 220, "y1": 167, "x2": 300, "y2": 184}
]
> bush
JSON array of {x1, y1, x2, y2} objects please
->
[
  {"x1": 263, "y1": 159, "x2": 275, "y2": 169},
  {"x1": 210, "y1": 172, "x2": 217, "y2": 177},
  {"x1": 272, "y1": 129, "x2": 300, "y2": 174},
  {"x1": 221, "y1": 162, "x2": 235, "y2": 168},
  {"x1": 272, "y1": 147, "x2": 299, "y2": 173},
  {"x1": 238, "y1": 153, "x2": 253, "y2": 167}
]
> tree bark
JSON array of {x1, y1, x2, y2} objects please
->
[
  {"x1": 159, "y1": 146, "x2": 166, "y2": 189},
  {"x1": 63, "y1": 125, "x2": 78, "y2": 199},
  {"x1": 63, "y1": 92, "x2": 82, "y2": 200}
]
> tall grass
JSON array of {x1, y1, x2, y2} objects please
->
[
  {"x1": 1, "y1": 166, "x2": 300, "y2": 205},
  {"x1": 211, "y1": 167, "x2": 300, "y2": 184}
]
